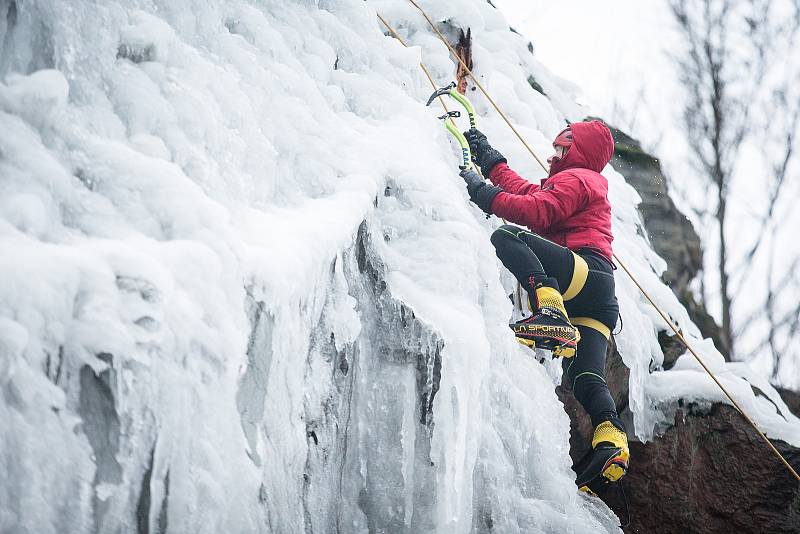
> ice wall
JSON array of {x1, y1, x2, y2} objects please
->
[{"x1": 0, "y1": 1, "x2": 796, "y2": 533}]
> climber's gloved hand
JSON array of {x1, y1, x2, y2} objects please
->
[
  {"x1": 459, "y1": 168, "x2": 503, "y2": 216},
  {"x1": 464, "y1": 128, "x2": 507, "y2": 177}
]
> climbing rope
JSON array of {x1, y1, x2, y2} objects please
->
[
  {"x1": 379, "y1": 12, "x2": 528, "y2": 314},
  {"x1": 376, "y1": 2, "x2": 800, "y2": 483},
  {"x1": 376, "y1": 12, "x2": 453, "y2": 114},
  {"x1": 407, "y1": 0, "x2": 550, "y2": 173},
  {"x1": 615, "y1": 257, "x2": 800, "y2": 482}
]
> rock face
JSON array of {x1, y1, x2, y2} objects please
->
[
  {"x1": 560, "y1": 347, "x2": 800, "y2": 533},
  {"x1": 623, "y1": 404, "x2": 800, "y2": 534},
  {"x1": 606, "y1": 127, "x2": 701, "y2": 294},
  {"x1": 558, "y1": 123, "x2": 800, "y2": 532},
  {"x1": 606, "y1": 126, "x2": 726, "y2": 359},
  {"x1": 779, "y1": 388, "x2": 800, "y2": 418}
]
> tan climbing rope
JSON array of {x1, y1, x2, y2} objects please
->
[
  {"x1": 407, "y1": 0, "x2": 550, "y2": 173},
  {"x1": 377, "y1": 12, "x2": 526, "y2": 313},
  {"x1": 376, "y1": 2, "x2": 800, "y2": 483},
  {"x1": 376, "y1": 12, "x2": 452, "y2": 114},
  {"x1": 615, "y1": 257, "x2": 800, "y2": 481}
]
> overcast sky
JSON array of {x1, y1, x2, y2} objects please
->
[
  {"x1": 491, "y1": 0, "x2": 683, "y2": 153},
  {"x1": 487, "y1": 1, "x2": 702, "y2": 245}
]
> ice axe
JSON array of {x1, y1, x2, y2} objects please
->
[{"x1": 426, "y1": 81, "x2": 478, "y2": 170}]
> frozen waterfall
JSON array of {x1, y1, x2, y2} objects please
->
[{"x1": 1, "y1": 1, "x2": 797, "y2": 533}]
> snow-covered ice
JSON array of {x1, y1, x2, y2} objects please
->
[{"x1": 0, "y1": 1, "x2": 796, "y2": 533}]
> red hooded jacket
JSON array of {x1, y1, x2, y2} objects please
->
[{"x1": 487, "y1": 120, "x2": 615, "y2": 260}]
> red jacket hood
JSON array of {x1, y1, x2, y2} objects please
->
[{"x1": 548, "y1": 120, "x2": 614, "y2": 177}]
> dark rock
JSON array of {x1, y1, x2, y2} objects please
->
[
  {"x1": 777, "y1": 387, "x2": 800, "y2": 418},
  {"x1": 622, "y1": 405, "x2": 799, "y2": 533},
  {"x1": 602, "y1": 123, "x2": 727, "y2": 356},
  {"x1": 563, "y1": 389, "x2": 800, "y2": 531},
  {"x1": 117, "y1": 43, "x2": 155, "y2": 64},
  {"x1": 606, "y1": 126, "x2": 699, "y2": 282},
  {"x1": 527, "y1": 75, "x2": 545, "y2": 96},
  {"x1": 658, "y1": 330, "x2": 685, "y2": 370},
  {"x1": 607, "y1": 126, "x2": 702, "y2": 293},
  {"x1": 558, "y1": 336, "x2": 630, "y2": 465},
  {"x1": 678, "y1": 290, "x2": 726, "y2": 361}
]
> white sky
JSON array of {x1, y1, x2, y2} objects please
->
[{"x1": 491, "y1": 0, "x2": 682, "y2": 152}]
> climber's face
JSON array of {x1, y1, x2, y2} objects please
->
[{"x1": 547, "y1": 127, "x2": 573, "y2": 166}]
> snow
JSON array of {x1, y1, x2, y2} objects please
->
[{"x1": 0, "y1": 1, "x2": 797, "y2": 533}]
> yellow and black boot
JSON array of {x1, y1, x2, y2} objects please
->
[
  {"x1": 510, "y1": 286, "x2": 580, "y2": 357},
  {"x1": 575, "y1": 418, "x2": 630, "y2": 495}
]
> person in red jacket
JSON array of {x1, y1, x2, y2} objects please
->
[{"x1": 459, "y1": 119, "x2": 629, "y2": 493}]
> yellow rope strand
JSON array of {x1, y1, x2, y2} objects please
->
[
  {"x1": 377, "y1": 12, "x2": 481, "y2": 181},
  {"x1": 380, "y1": 1, "x2": 800, "y2": 483},
  {"x1": 376, "y1": 12, "x2": 451, "y2": 114}
]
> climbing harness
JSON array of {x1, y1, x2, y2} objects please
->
[{"x1": 376, "y1": 1, "x2": 800, "y2": 484}]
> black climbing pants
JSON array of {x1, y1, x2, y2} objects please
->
[{"x1": 490, "y1": 224, "x2": 620, "y2": 427}]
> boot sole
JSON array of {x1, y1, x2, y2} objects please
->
[
  {"x1": 576, "y1": 447, "x2": 628, "y2": 494},
  {"x1": 602, "y1": 455, "x2": 628, "y2": 482},
  {"x1": 514, "y1": 336, "x2": 576, "y2": 358},
  {"x1": 512, "y1": 324, "x2": 580, "y2": 341}
]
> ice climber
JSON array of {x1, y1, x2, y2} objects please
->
[{"x1": 458, "y1": 119, "x2": 629, "y2": 492}]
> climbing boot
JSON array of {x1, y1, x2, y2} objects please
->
[
  {"x1": 510, "y1": 286, "x2": 580, "y2": 358},
  {"x1": 575, "y1": 418, "x2": 630, "y2": 495}
]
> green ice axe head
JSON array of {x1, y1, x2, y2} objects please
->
[{"x1": 426, "y1": 82, "x2": 477, "y2": 129}]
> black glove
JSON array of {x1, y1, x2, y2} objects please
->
[
  {"x1": 459, "y1": 169, "x2": 503, "y2": 215},
  {"x1": 464, "y1": 128, "x2": 507, "y2": 176}
]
